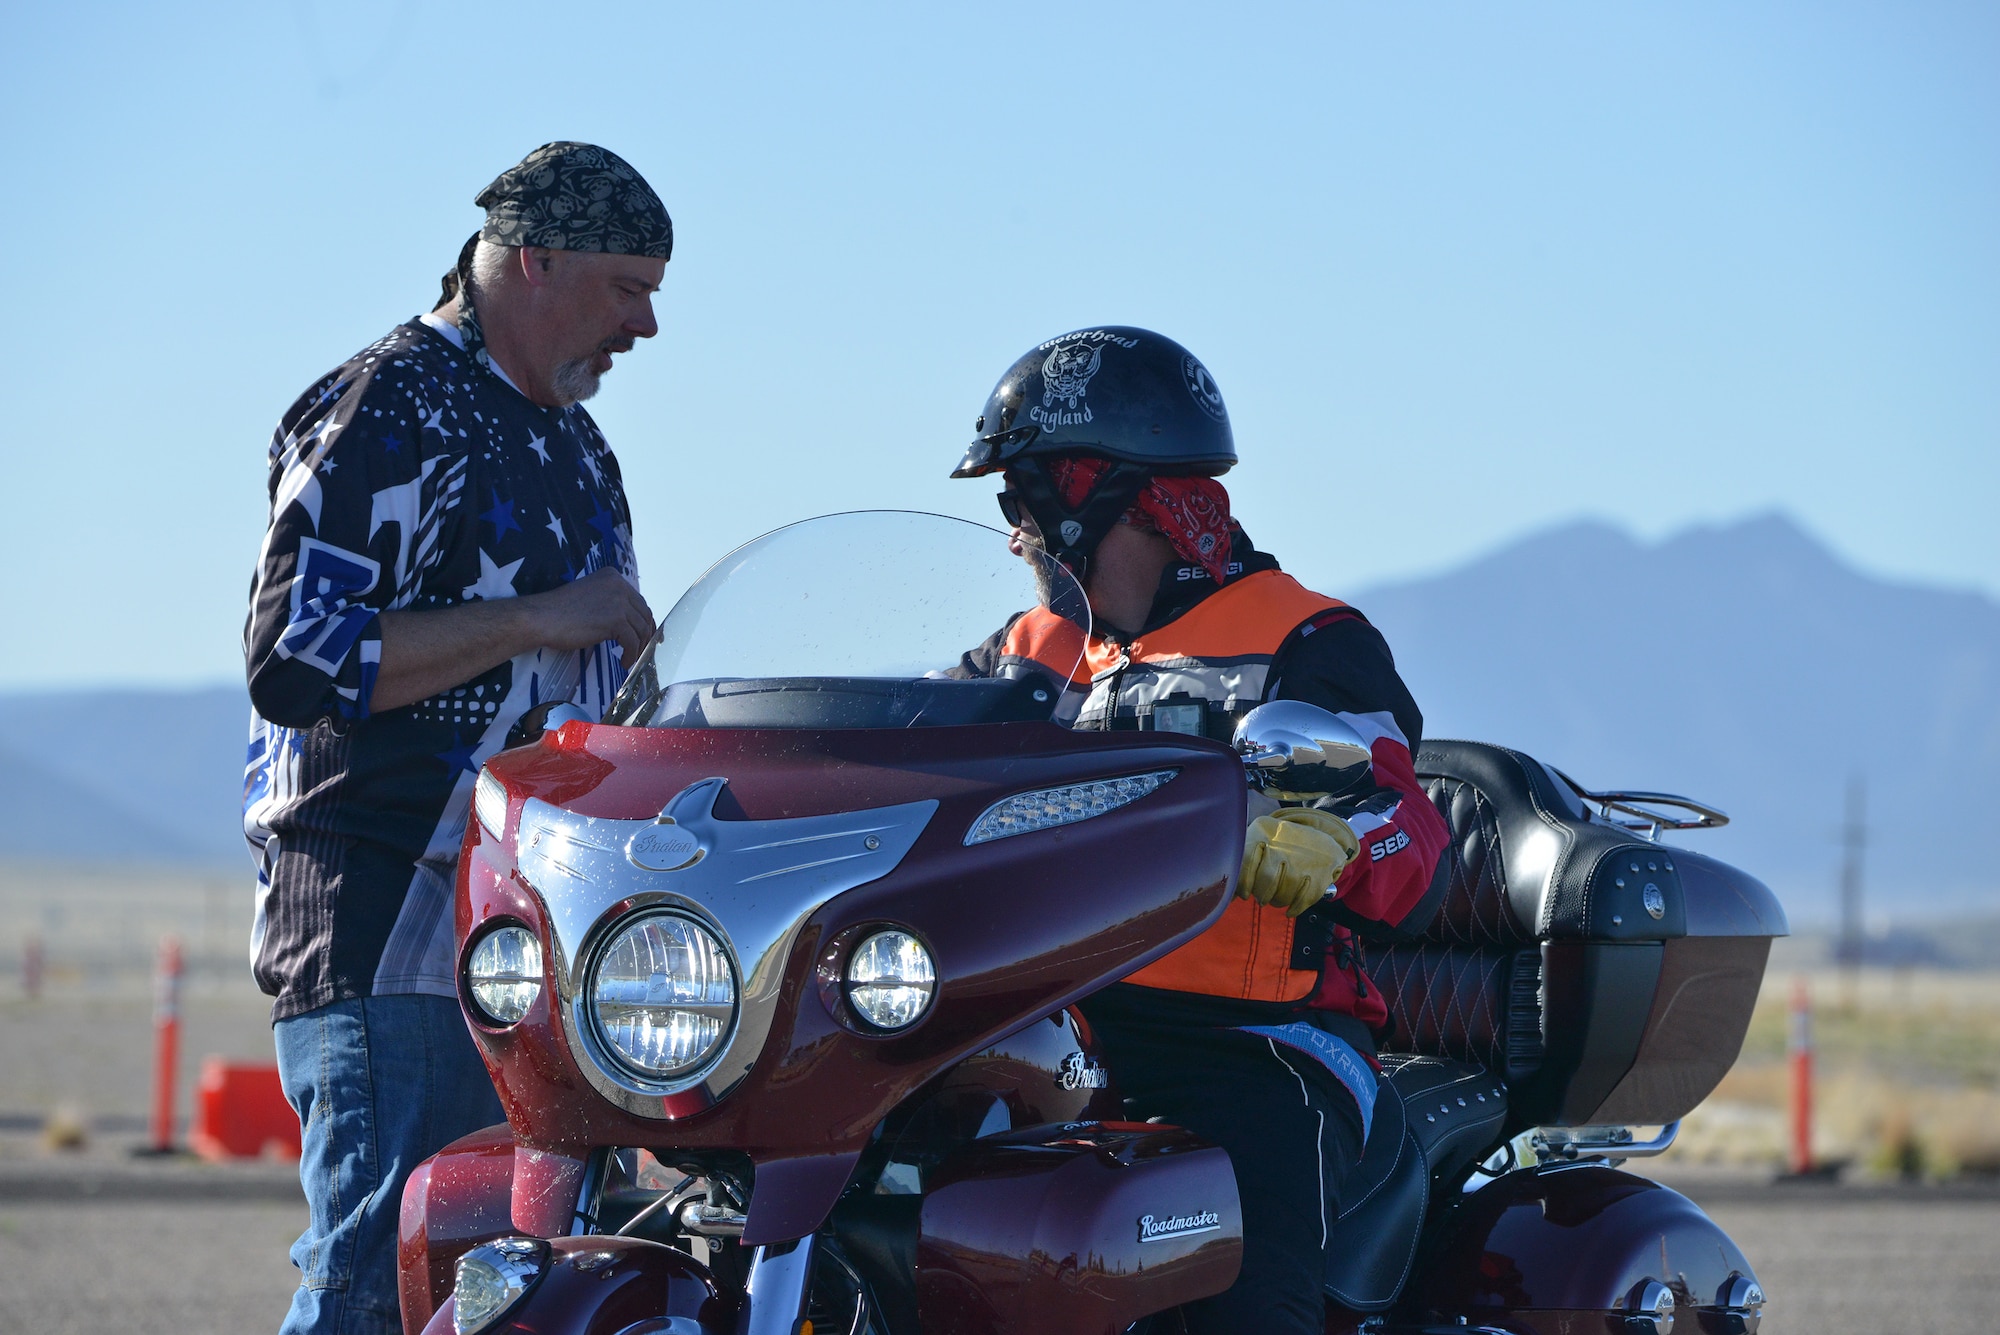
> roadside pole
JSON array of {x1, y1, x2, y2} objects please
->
[{"x1": 142, "y1": 936, "x2": 184, "y2": 1155}]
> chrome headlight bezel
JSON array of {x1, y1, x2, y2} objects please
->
[
  {"x1": 510, "y1": 782, "x2": 939, "y2": 1119},
  {"x1": 583, "y1": 908, "x2": 740, "y2": 1089},
  {"x1": 453, "y1": 1236, "x2": 547, "y2": 1335}
]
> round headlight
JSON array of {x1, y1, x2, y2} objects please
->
[
  {"x1": 590, "y1": 912, "x2": 737, "y2": 1080},
  {"x1": 467, "y1": 927, "x2": 543, "y2": 1026},
  {"x1": 844, "y1": 930, "x2": 935, "y2": 1030},
  {"x1": 453, "y1": 1237, "x2": 546, "y2": 1334}
]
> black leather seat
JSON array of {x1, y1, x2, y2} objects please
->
[
  {"x1": 1321, "y1": 1055, "x2": 1507, "y2": 1310},
  {"x1": 1369, "y1": 740, "x2": 1717, "y2": 1129}
]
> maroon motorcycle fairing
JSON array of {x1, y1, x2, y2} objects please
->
[{"x1": 458, "y1": 718, "x2": 1242, "y2": 1245}]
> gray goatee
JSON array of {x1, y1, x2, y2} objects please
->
[{"x1": 549, "y1": 357, "x2": 603, "y2": 406}]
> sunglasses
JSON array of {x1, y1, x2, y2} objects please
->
[{"x1": 995, "y1": 490, "x2": 1025, "y2": 528}]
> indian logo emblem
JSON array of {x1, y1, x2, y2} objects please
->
[
  {"x1": 1642, "y1": 883, "x2": 1666, "y2": 920},
  {"x1": 1058, "y1": 1051, "x2": 1110, "y2": 1090},
  {"x1": 1042, "y1": 342, "x2": 1103, "y2": 409},
  {"x1": 1182, "y1": 354, "x2": 1226, "y2": 422},
  {"x1": 627, "y1": 819, "x2": 705, "y2": 872}
]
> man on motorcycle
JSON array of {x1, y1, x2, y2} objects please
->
[{"x1": 950, "y1": 327, "x2": 1450, "y2": 1334}]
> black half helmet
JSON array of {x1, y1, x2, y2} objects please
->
[{"x1": 951, "y1": 326, "x2": 1236, "y2": 479}]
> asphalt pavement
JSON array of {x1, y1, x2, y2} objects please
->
[{"x1": 2, "y1": 1146, "x2": 1996, "y2": 1335}]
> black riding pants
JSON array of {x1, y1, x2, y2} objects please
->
[{"x1": 1085, "y1": 1016, "x2": 1368, "y2": 1335}]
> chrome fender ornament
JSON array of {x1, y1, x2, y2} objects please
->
[{"x1": 627, "y1": 819, "x2": 705, "y2": 872}]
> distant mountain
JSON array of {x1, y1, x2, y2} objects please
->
[
  {"x1": 1341, "y1": 513, "x2": 2000, "y2": 923},
  {"x1": 3, "y1": 513, "x2": 1994, "y2": 923},
  {"x1": 0, "y1": 742, "x2": 211, "y2": 861},
  {"x1": 0, "y1": 686, "x2": 248, "y2": 867}
]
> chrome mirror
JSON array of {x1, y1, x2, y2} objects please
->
[
  {"x1": 1232, "y1": 701, "x2": 1373, "y2": 796},
  {"x1": 503, "y1": 701, "x2": 593, "y2": 750}
]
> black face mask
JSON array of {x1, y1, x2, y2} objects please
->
[{"x1": 998, "y1": 457, "x2": 1154, "y2": 584}]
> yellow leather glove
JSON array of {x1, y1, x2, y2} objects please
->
[{"x1": 1238, "y1": 808, "x2": 1360, "y2": 917}]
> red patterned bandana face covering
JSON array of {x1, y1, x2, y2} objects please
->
[
  {"x1": 1046, "y1": 457, "x2": 1235, "y2": 584},
  {"x1": 1130, "y1": 474, "x2": 1234, "y2": 583}
]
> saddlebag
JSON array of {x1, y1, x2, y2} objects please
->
[
  {"x1": 912, "y1": 1122, "x2": 1242, "y2": 1335},
  {"x1": 1374, "y1": 741, "x2": 1788, "y2": 1130}
]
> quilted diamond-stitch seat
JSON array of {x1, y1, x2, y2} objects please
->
[
  {"x1": 1366, "y1": 740, "x2": 1785, "y2": 1132},
  {"x1": 1366, "y1": 758, "x2": 1545, "y2": 1091}
]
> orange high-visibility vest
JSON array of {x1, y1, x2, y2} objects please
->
[{"x1": 1001, "y1": 570, "x2": 1348, "y2": 1002}]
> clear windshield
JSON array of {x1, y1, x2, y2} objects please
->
[{"x1": 604, "y1": 511, "x2": 1089, "y2": 729}]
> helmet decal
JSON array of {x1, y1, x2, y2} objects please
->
[
  {"x1": 1182, "y1": 354, "x2": 1228, "y2": 423},
  {"x1": 1041, "y1": 342, "x2": 1103, "y2": 410}
]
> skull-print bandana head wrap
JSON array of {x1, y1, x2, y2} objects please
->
[
  {"x1": 475, "y1": 141, "x2": 673, "y2": 259},
  {"x1": 440, "y1": 142, "x2": 673, "y2": 374},
  {"x1": 1047, "y1": 456, "x2": 1236, "y2": 584}
]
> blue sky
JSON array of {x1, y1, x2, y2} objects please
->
[{"x1": 1, "y1": 1, "x2": 1993, "y2": 690}]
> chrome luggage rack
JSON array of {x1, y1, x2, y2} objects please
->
[
  {"x1": 1531, "y1": 1121, "x2": 1680, "y2": 1165},
  {"x1": 1549, "y1": 768, "x2": 1729, "y2": 841}
]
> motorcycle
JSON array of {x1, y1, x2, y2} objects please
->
[{"x1": 398, "y1": 510, "x2": 1785, "y2": 1335}]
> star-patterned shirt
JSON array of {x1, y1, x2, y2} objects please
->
[{"x1": 243, "y1": 316, "x2": 638, "y2": 1020}]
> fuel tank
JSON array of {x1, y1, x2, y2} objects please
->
[{"x1": 879, "y1": 1007, "x2": 1123, "y2": 1178}]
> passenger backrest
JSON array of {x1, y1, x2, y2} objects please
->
[{"x1": 1367, "y1": 740, "x2": 1785, "y2": 1131}]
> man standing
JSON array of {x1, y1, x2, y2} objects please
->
[{"x1": 243, "y1": 142, "x2": 671, "y2": 1335}]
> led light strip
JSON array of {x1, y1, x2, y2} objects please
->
[{"x1": 963, "y1": 770, "x2": 1179, "y2": 845}]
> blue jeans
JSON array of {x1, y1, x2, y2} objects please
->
[{"x1": 274, "y1": 994, "x2": 506, "y2": 1335}]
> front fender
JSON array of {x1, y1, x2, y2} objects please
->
[
  {"x1": 419, "y1": 1236, "x2": 728, "y2": 1335},
  {"x1": 400, "y1": 1124, "x2": 518, "y2": 1334}
]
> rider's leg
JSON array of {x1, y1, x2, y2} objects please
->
[{"x1": 1085, "y1": 1021, "x2": 1366, "y2": 1335}]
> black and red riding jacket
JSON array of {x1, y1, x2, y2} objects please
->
[{"x1": 953, "y1": 530, "x2": 1449, "y2": 1038}]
